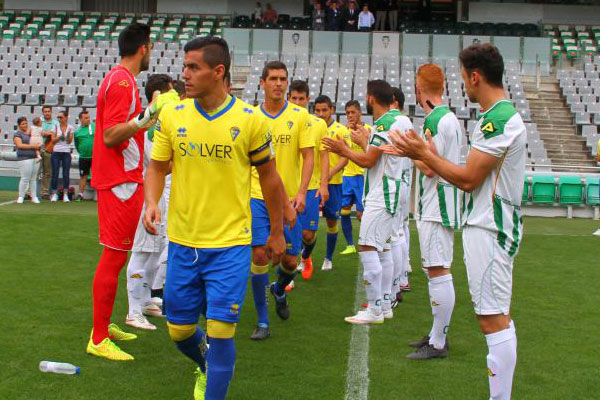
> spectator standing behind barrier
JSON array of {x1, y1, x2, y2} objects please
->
[
  {"x1": 13, "y1": 117, "x2": 41, "y2": 204},
  {"x1": 374, "y1": 0, "x2": 386, "y2": 30},
  {"x1": 326, "y1": 0, "x2": 342, "y2": 31},
  {"x1": 312, "y1": 1, "x2": 326, "y2": 31},
  {"x1": 253, "y1": 2, "x2": 263, "y2": 22},
  {"x1": 50, "y1": 110, "x2": 74, "y2": 203},
  {"x1": 40, "y1": 105, "x2": 58, "y2": 199},
  {"x1": 342, "y1": 1, "x2": 359, "y2": 31},
  {"x1": 262, "y1": 3, "x2": 277, "y2": 23},
  {"x1": 74, "y1": 110, "x2": 95, "y2": 202},
  {"x1": 358, "y1": 4, "x2": 375, "y2": 31},
  {"x1": 387, "y1": 0, "x2": 398, "y2": 31}
]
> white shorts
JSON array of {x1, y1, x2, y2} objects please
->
[
  {"x1": 463, "y1": 225, "x2": 513, "y2": 316},
  {"x1": 390, "y1": 214, "x2": 405, "y2": 245},
  {"x1": 358, "y1": 206, "x2": 395, "y2": 252},
  {"x1": 416, "y1": 220, "x2": 454, "y2": 268}
]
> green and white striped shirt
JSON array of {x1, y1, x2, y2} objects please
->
[
  {"x1": 463, "y1": 99, "x2": 527, "y2": 257},
  {"x1": 363, "y1": 109, "x2": 413, "y2": 215},
  {"x1": 416, "y1": 105, "x2": 462, "y2": 228}
]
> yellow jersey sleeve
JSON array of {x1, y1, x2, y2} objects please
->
[
  {"x1": 299, "y1": 111, "x2": 315, "y2": 149},
  {"x1": 248, "y1": 114, "x2": 274, "y2": 166},
  {"x1": 151, "y1": 107, "x2": 173, "y2": 161}
]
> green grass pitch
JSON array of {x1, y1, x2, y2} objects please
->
[{"x1": 0, "y1": 190, "x2": 598, "y2": 400}]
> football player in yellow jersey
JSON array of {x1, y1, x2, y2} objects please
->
[
  {"x1": 314, "y1": 95, "x2": 351, "y2": 271},
  {"x1": 143, "y1": 37, "x2": 285, "y2": 400},
  {"x1": 340, "y1": 100, "x2": 371, "y2": 255},
  {"x1": 249, "y1": 62, "x2": 314, "y2": 340},
  {"x1": 288, "y1": 80, "x2": 330, "y2": 282}
]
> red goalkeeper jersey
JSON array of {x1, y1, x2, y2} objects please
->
[{"x1": 91, "y1": 65, "x2": 145, "y2": 190}]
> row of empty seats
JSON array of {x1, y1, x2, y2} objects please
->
[
  {"x1": 558, "y1": 66, "x2": 600, "y2": 157},
  {"x1": 524, "y1": 175, "x2": 599, "y2": 206},
  {"x1": 1, "y1": 10, "x2": 229, "y2": 43}
]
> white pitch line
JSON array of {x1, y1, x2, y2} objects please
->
[
  {"x1": 344, "y1": 265, "x2": 370, "y2": 400},
  {"x1": 0, "y1": 200, "x2": 16, "y2": 207}
]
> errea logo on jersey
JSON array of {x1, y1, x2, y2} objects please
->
[{"x1": 118, "y1": 79, "x2": 130, "y2": 87}]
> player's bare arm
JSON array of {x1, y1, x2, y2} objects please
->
[
  {"x1": 318, "y1": 150, "x2": 330, "y2": 205},
  {"x1": 294, "y1": 147, "x2": 314, "y2": 213},
  {"x1": 350, "y1": 125, "x2": 370, "y2": 151},
  {"x1": 256, "y1": 159, "x2": 287, "y2": 264},
  {"x1": 143, "y1": 159, "x2": 169, "y2": 235},
  {"x1": 323, "y1": 136, "x2": 382, "y2": 169},
  {"x1": 389, "y1": 129, "x2": 499, "y2": 192}
]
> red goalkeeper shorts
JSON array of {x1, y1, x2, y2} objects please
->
[{"x1": 97, "y1": 184, "x2": 144, "y2": 251}]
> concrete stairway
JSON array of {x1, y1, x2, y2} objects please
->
[{"x1": 522, "y1": 75, "x2": 596, "y2": 171}]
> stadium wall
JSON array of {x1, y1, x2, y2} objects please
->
[
  {"x1": 469, "y1": 3, "x2": 600, "y2": 25},
  {"x1": 4, "y1": 0, "x2": 81, "y2": 11}
]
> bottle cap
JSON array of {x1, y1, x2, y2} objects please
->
[{"x1": 75, "y1": 367, "x2": 81, "y2": 375}]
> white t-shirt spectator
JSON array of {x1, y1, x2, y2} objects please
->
[{"x1": 53, "y1": 124, "x2": 74, "y2": 153}]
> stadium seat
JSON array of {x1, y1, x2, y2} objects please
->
[
  {"x1": 558, "y1": 176, "x2": 583, "y2": 205},
  {"x1": 531, "y1": 175, "x2": 556, "y2": 204},
  {"x1": 585, "y1": 177, "x2": 600, "y2": 205},
  {"x1": 522, "y1": 177, "x2": 531, "y2": 202}
]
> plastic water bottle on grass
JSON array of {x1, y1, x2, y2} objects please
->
[{"x1": 39, "y1": 361, "x2": 81, "y2": 375}]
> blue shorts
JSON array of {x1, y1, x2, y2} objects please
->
[
  {"x1": 250, "y1": 198, "x2": 303, "y2": 255},
  {"x1": 164, "y1": 242, "x2": 251, "y2": 325},
  {"x1": 323, "y1": 183, "x2": 342, "y2": 221},
  {"x1": 342, "y1": 175, "x2": 365, "y2": 212},
  {"x1": 299, "y1": 189, "x2": 321, "y2": 232}
]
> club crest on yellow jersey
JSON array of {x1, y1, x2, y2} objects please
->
[{"x1": 230, "y1": 126, "x2": 240, "y2": 141}]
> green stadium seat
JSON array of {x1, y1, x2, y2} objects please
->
[
  {"x1": 150, "y1": 32, "x2": 159, "y2": 42},
  {"x1": 162, "y1": 33, "x2": 175, "y2": 43},
  {"x1": 522, "y1": 177, "x2": 531, "y2": 202},
  {"x1": 110, "y1": 32, "x2": 120, "y2": 40},
  {"x1": 56, "y1": 30, "x2": 71, "y2": 40},
  {"x1": 532, "y1": 175, "x2": 556, "y2": 204},
  {"x1": 38, "y1": 30, "x2": 52, "y2": 39},
  {"x1": 93, "y1": 31, "x2": 107, "y2": 40},
  {"x1": 2, "y1": 30, "x2": 15, "y2": 39},
  {"x1": 586, "y1": 177, "x2": 600, "y2": 205},
  {"x1": 558, "y1": 176, "x2": 583, "y2": 205},
  {"x1": 22, "y1": 30, "x2": 35, "y2": 39}
]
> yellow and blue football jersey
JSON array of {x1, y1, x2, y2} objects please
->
[
  {"x1": 307, "y1": 115, "x2": 328, "y2": 191},
  {"x1": 343, "y1": 123, "x2": 371, "y2": 177},
  {"x1": 250, "y1": 101, "x2": 314, "y2": 200},
  {"x1": 326, "y1": 120, "x2": 351, "y2": 185},
  {"x1": 152, "y1": 95, "x2": 273, "y2": 248}
]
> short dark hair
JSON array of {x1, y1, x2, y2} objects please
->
[
  {"x1": 17, "y1": 116, "x2": 27, "y2": 125},
  {"x1": 392, "y1": 87, "x2": 404, "y2": 109},
  {"x1": 289, "y1": 80, "x2": 309, "y2": 96},
  {"x1": 42, "y1": 105, "x2": 52, "y2": 111},
  {"x1": 172, "y1": 80, "x2": 185, "y2": 97},
  {"x1": 261, "y1": 61, "x2": 288, "y2": 80},
  {"x1": 118, "y1": 23, "x2": 151, "y2": 57},
  {"x1": 314, "y1": 95, "x2": 333, "y2": 107},
  {"x1": 345, "y1": 99, "x2": 361, "y2": 111},
  {"x1": 459, "y1": 43, "x2": 504, "y2": 88},
  {"x1": 184, "y1": 36, "x2": 231, "y2": 80},
  {"x1": 79, "y1": 110, "x2": 89, "y2": 119},
  {"x1": 367, "y1": 80, "x2": 393, "y2": 106},
  {"x1": 145, "y1": 74, "x2": 172, "y2": 102},
  {"x1": 57, "y1": 109, "x2": 68, "y2": 117}
]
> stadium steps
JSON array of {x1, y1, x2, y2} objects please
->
[{"x1": 524, "y1": 75, "x2": 597, "y2": 171}]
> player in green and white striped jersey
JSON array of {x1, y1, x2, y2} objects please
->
[
  {"x1": 410, "y1": 64, "x2": 462, "y2": 360},
  {"x1": 323, "y1": 80, "x2": 412, "y2": 325},
  {"x1": 390, "y1": 44, "x2": 526, "y2": 400}
]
